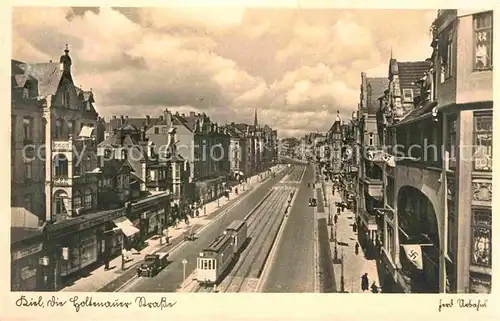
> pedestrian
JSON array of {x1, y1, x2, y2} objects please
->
[
  {"x1": 337, "y1": 207, "x2": 341, "y2": 215},
  {"x1": 313, "y1": 183, "x2": 315, "y2": 189},
  {"x1": 371, "y1": 282, "x2": 379, "y2": 293},
  {"x1": 353, "y1": 222, "x2": 357, "y2": 233},
  {"x1": 334, "y1": 214, "x2": 338, "y2": 224},
  {"x1": 308, "y1": 183, "x2": 310, "y2": 188},
  {"x1": 355, "y1": 242, "x2": 359, "y2": 255},
  {"x1": 361, "y1": 273, "x2": 369, "y2": 291},
  {"x1": 195, "y1": 209, "x2": 200, "y2": 217},
  {"x1": 332, "y1": 188, "x2": 335, "y2": 195}
]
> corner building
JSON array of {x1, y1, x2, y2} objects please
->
[{"x1": 377, "y1": 10, "x2": 492, "y2": 293}]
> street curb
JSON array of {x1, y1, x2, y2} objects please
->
[
  {"x1": 255, "y1": 187, "x2": 298, "y2": 292},
  {"x1": 313, "y1": 166, "x2": 321, "y2": 293},
  {"x1": 243, "y1": 189, "x2": 274, "y2": 221}
]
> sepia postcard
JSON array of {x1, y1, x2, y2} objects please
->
[{"x1": 1, "y1": 0, "x2": 498, "y2": 320}]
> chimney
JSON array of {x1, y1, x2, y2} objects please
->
[
  {"x1": 164, "y1": 109, "x2": 172, "y2": 128},
  {"x1": 181, "y1": 113, "x2": 186, "y2": 118},
  {"x1": 120, "y1": 115, "x2": 124, "y2": 125},
  {"x1": 175, "y1": 111, "x2": 180, "y2": 116},
  {"x1": 125, "y1": 116, "x2": 129, "y2": 121},
  {"x1": 190, "y1": 111, "x2": 195, "y2": 117},
  {"x1": 113, "y1": 116, "x2": 117, "y2": 119},
  {"x1": 146, "y1": 115, "x2": 150, "y2": 125}
]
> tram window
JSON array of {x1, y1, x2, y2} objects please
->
[{"x1": 203, "y1": 260, "x2": 208, "y2": 269}]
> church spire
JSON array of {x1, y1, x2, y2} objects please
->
[
  {"x1": 254, "y1": 108, "x2": 258, "y2": 127},
  {"x1": 335, "y1": 110, "x2": 341, "y2": 122}
]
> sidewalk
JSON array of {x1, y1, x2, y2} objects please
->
[
  {"x1": 60, "y1": 165, "x2": 284, "y2": 292},
  {"x1": 322, "y1": 182, "x2": 380, "y2": 293}
]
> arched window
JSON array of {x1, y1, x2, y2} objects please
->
[
  {"x1": 54, "y1": 154, "x2": 68, "y2": 177},
  {"x1": 53, "y1": 190, "x2": 68, "y2": 215},
  {"x1": 84, "y1": 189, "x2": 92, "y2": 209}
]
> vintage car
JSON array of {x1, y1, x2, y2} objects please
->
[
  {"x1": 136, "y1": 252, "x2": 169, "y2": 277},
  {"x1": 308, "y1": 198, "x2": 317, "y2": 207}
]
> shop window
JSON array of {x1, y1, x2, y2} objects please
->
[
  {"x1": 474, "y1": 11, "x2": 493, "y2": 70},
  {"x1": 473, "y1": 113, "x2": 492, "y2": 171},
  {"x1": 471, "y1": 209, "x2": 491, "y2": 267},
  {"x1": 446, "y1": 115, "x2": 457, "y2": 170},
  {"x1": 54, "y1": 155, "x2": 68, "y2": 177},
  {"x1": 154, "y1": 127, "x2": 159, "y2": 134}
]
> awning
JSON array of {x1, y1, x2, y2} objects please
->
[
  {"x1": 113, "y1": 216, "x2": 140, "y2": 237},
  {"x1": 79, "y1": 125, "x2": 94, "y2": 138}
]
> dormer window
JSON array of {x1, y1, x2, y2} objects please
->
[{"x1": 403, "y1": 89, "x2": 414, "y2": 102}]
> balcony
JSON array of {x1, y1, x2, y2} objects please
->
[
  {"x1": 52, "y1": 140, "x2": 72, "y2": 152},
  {"x1": 53, "y1": 176, "x2": 71, "y2": 186}
]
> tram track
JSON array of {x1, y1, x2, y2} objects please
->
[
  {"x1": 188, "y1": 187, "x2": 288, "y2": 293},
  {"x1": 218, "y1": 186, "x2": 295, "y2": 293}
]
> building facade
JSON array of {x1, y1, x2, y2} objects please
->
[
  {"x1": 355, "y1": 73, "x2": 391, "y2": 260},
  {"x1": 375, "y1": 9, "x2": 492, "y2": 294}
]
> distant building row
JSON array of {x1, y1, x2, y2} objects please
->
[{"x1": 10, "y1": 46, "x2": 278, "y2": 291}]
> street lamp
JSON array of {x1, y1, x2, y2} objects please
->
[{"x1": 181, "y1": 258, "x2": 188, "y2": 282}]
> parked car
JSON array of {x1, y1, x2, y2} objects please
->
[
  {"x1": 308, "y1": 198, "x2": 317, "y2": 207},
  {"x1": 137, "y1": 252, "x2": 169, "y2": 277}
]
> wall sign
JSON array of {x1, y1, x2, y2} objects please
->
[{"x1": 12, "y1": 243, "x2": 43, "y2": 261}]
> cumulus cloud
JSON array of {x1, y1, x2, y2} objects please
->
[{"x1": 12, "y1": 7, "x2": 436, "y2": 138}]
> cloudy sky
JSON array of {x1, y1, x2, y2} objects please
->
[{"x1": 12, "y1": 7, "x2": 436, "y2": 137}]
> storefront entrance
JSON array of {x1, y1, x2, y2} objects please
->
[{"x1": 397, "y1": 186, "x2": 440, "y2": 293}]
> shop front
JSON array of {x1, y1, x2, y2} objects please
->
[
  {"x1": 11, "y1": 231, "x2": 44, "y2": 291},
  {"x1": 44, "y1": 207, "x2": 126, "y2": 291},
  {"x1": 128, "y1": 192, "x2": 169, "y2": 241}
]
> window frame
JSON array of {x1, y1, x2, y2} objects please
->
[
  {"x1": 402, "y1": 88, "x2": 414, "y2": 102},
  {"x1": 23, "y1": 117, "x2": 32, "y2": 141},
  {"x1": 470, "y1": 208, "x2": 492, "y2": 268},
  {"x1": 473, "y1": 11, "x2": 493, "y2": 71},
  {"x1": 445, "y1": 26, "x2": 455, "y2": 79},
  {"x1": 446, "y1": 114, "x2": 458, "y2": 171},
  {"x1": 24, "y1": 161, "x2": 33, "y2": 180},
  {"x1": 473, "y1": 112, "x2": 492, "y2": 172}
]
